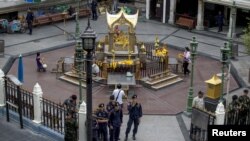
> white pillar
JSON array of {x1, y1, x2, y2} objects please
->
[
  {"x1": 196, "y1": 0, "x2": 204, "y2": 30},
  {"x1": 168, "y1": 0, "x2": 177, "y2": 24},
  {"x1": 78, "y1": 101, "x2": 87, "y2": 141},
  {"x1": 227, "y1": 6, "x2": 237, "y2": 38},
  {"x1": 146, "y1": 0, "x2": 150, "y2": 19},
  {"x1": 215, "y1": 102, "x2": 225, "y2": 125},
  {"x1": 162, "y1": 0, "x2": 167, "y2": 23},
  {"x1": 0, "y1": 69, "x2": 5, "y2": 107},
  {"x1": 32, "y1": 83, "x2": 43, "y2": 124}
]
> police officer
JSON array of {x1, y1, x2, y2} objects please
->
[
  {"x1": 227, "y1": 95, "x2": 239, "y2": 124},
  {"x1": 64, "y1": 114, "x2": 78, "y2": 141},
  {"x1": 106, "y1": 95, "x2": 116, "y2": 141},
  {"x1": 125, "y1": 95, "x2": 142, "y2": 141},
  {"x1": 92, "y1": 117, "x2": 99, "y2": 141},
  {"x1": 109, "y1": 102, "x2": 123, "y2": 141},
  {"x1": 63, "y1": 95, "x2": 77, "y2": 118},
  {"x1": 96, "y1": 103, "x2": 109, "y2": 141},
  {"x1": 107, "y1": 95, "x2": 116, "y2": 115},
  {"x1": 238, "y1": 89, "x2": 250, "y2": 125}
]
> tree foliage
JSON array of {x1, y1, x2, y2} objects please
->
[{"x1": 243, "y1": 19, "x2": 250, "y2": 55}]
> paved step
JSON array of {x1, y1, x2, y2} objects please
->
[
  {"x1": 151, "y1": 77, "x2": 183, "y2": 90},
  {"x1": 145, "y1": 73, "x2": 179, "y2": 85},
  {"x1": 59, "y1": 75, "x2": 86, "y2": 88},
  {"x1": 64, "y1": 71, "x2": 86, "y2": 79}
]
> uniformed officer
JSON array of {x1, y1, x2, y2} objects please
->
[
  {"x1": 125, "y1": 95, "x2": 142, "y2": 141},
  {"x1": 238, "y1": 89, "x2": 250, "y2": 125},
  {"x1": 64, "y1": 114, "x2": 78, "y2": 141},
  {"x1": 92, "y1": 117, "x2": 99, "y2": 141},
  {"x1": 63, "y1": 95, "x2": 77, "y2": 118},
  {"x1": 96, "y1": 103, "x2": 109, "y2": 141},
  {"x1": 227, "y1": 95, "x2": 239, "y2": 124},
  {"x1": 107, "y1": 95, "x2": 116, "y2": 115},
  {"x1": 106, "y1": 95, "x2": 116, "y2": 141},
  {"x1": 109, "y1": 102, "x2": 123, "y2": 141}
]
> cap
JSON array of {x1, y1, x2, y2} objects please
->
[
  {"x1": 132, "y1": 95, "x2": 137, "y2": 99},
  {"x1": 99, "y1": 103, "x2": 105, "y2": 108},
  {"x1": 71, "y1": 95, "x2": 77, "y2": 100}
]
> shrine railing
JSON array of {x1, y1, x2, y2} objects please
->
[
  {"x1": 41, "y1": 98, "x2": 67, "y2": 134},
  {"x1": 190, "y1": 107, "x2": 216, "y2": 141},
  {"x1": 5, "y1": 76, "x2": 34, "y2": 120}
]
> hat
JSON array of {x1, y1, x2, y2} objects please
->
[
  {"x1": 71, "y1": 95, "x2": 77, "y2": 100},
  {"x1": 132, "y1": 95, "x2": 137, "y2": 99},
  {"x1": 99, "y1": 103, "x2": 105, "y2": 108}
]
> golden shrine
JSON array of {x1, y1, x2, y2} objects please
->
[
  {"x1": 59, "y1": 8, "x2": 183, "y2": 90},
  {"x1": 96, "y1": 8, "x2": 141, "y2": 79},
  {"x1": 94, "y1": 8, "x2": 183, "y2": 90}
]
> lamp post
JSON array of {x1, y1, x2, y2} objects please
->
[
  {"x1": 228, "y1": 0, "x2": 236, "y2": 58},
  {"x1": 75, "y1": 0, "x2": 81, "y2": 40},
  {"x1": 75, "y1": 41, "x2": 84, "y2": 104},
  {"x1": 186, "y1": 36, "x2": 198, "y2": 113},
  {"x1": 220, "y1": 42, "x2": 230, "y2": 101},
  {"x1": 80, "y1": 18, "x2": 96, "y2": 141}
]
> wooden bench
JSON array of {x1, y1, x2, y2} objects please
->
[
  {"x1": 79, "y1": 9, "x2": 91, "y2": 17},
  {"x1": 176, "y1": 17, "x2": 194, "y2": 30},
  {"x1": 49, "y1": 13, "x2": 64, "y2": 23},
  {"x1": 35, "y1": 16, "x2": 51, "y2": 26},
  {"x1": 149, "y1": 70, "x2": 170, "y2": 81}
]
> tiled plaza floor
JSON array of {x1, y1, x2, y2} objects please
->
[{"x1": 7, "y1": 45, "x2": 239, "y2": 115}]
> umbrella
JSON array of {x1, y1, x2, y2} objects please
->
[{"x1": 18, "y1": 54, "x2": 24, "y2": 83}]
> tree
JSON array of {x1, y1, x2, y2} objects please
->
[{"x1": 243, "y1": 19, "x2": 250, "y2": 55}]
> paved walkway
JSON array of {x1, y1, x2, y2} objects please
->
[
  {"x1": 0, "y1": 13, "x2": 250, "y2": 141},
  {"x1": 0, "y1": 115, "x2": 53, "y2": 141}
]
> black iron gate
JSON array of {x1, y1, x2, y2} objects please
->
[
  {"x1": 5, "y1": 75, "x2": 23, "y2": 128},
  {"x1": 190, "y1": 107, "x2": 216, "y2": 141}
]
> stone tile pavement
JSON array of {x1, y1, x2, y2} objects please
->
[{"x1": 0, "y1": 13, "x2": 249, "y2": 141}]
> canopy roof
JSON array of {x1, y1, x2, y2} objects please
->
[{"x1": 106, "y1": 8, "x2": 139, "y2": 29}]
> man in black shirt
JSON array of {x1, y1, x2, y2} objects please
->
[
  {"x1": 125, "y1": 95, "x2": 142, "y2": 141},
  {"x1": 26, "y1": 9, "x2": 34, "y2": 35}
]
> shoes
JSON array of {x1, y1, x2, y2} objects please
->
[
  {"x1": 124, "y1": 135, "x2": 128, "y2": 141},
  {"x1": 133, "y1": 135, "x2": 136, "y2": 140}
]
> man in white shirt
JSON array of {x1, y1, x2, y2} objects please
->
[
  {"x1": 183, "y1": 47, "x2": 191, "y2": 76},
  {"x1": 112, "y1": 84, "x2": 127, "y2": 108},
  {"x1": 192, "y1": 91, "x2": 205, "y2": 110}
]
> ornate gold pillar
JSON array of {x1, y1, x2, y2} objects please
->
[
  {"x1": 102, "y1": 57, "x2": 108, "y2": 78},
  {"x1": 135, "y1": 58, "x2": 141, "y2": 80}
]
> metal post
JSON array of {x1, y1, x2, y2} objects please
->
[
  {"x1": 17, "y1": 86, "x2": 23, "y2": 129},
  {"x1": 79, "y1": 63, "x2": 83, "y2": 105},
  {"x1": 220, "y1": 42, "x2": 230, "y2": 101},
  {"x1": 75, "y1": 0, "x2": 80, "y2": 40},
  {"x1": 186, "y1": 37, "x2": 198, "y2": 113},
  {"x1": 5, "y1": 77, "x2": 9, "y2": 122},
  {"x1": 86, "y1": 51, "x2": 93, "y2": 141},
  {"x1": 228, "y1": 1, "x2": 236, "y2": 58}
]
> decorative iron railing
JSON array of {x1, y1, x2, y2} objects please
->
[
  {"x1": 5, "y1": 77, "x2": 34, "y2": 120},
  {"x1": 190, "y1": 107, "x2": 216, "y2": 141},
  {"x1": 41, "y1": 98, "x2": 66, "y2": 134}
]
